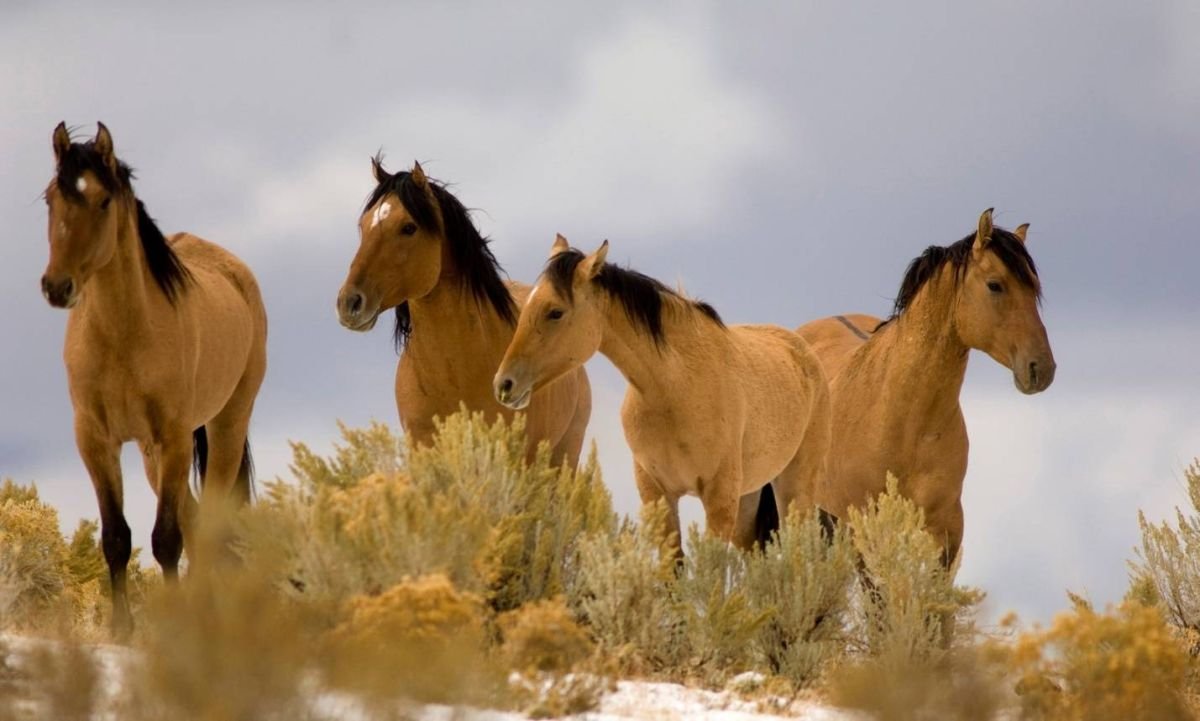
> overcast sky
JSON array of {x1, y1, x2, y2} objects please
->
[{"x1": 1, "y1": 1, "x2": 1197, "y2": 623}]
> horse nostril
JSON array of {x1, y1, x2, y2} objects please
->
[
  {"x1": 499, "y1": 378, "x2": 513, "y2": 395},
  {"x1": 1028, "y1": 361, "x2": 1039, "y2": 385},
  {"x1": 348, "y1": 292, "x2": 364, "y2": 315},
  {"x1": 41, "y1": 275, "x2": 74, "y2": 305}
]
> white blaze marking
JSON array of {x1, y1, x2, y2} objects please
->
[
  {"x1": 528, "y1": 283, "x2": 540, "y2": 300},
  {"x1": 370, "y1": 201, "x2": 392, "y2": 229},
  {"x1": 58, "y1": 221, "x2": 67, "y2": 236},
  {"x1": 75, "y1": 177, "x2": 88, "y2": 192}
]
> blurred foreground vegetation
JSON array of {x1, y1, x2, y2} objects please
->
[{"x1": 1, "y1": 414, "x2": 1198, "y2": 719}]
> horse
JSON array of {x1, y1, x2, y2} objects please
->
[
  {"x1": 40, "y1": 122, "x2": 267, "y2": 636},
  {"x1": 493, "y1": 235, "x2": 831, "y2": 553},
  {"x1": 336, "y1": 158, "x2": 591, "y2": 466},
  {"x1": 796, "y1": 208, "x2": 1054, "y2": 566}
]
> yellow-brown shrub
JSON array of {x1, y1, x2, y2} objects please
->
[
  {"x1": 321, "y1": 574, "x2": 497, "y2": 705},
  {"x1": 498, "y1": 597, "x2": 593, "y2": 674},
  {"x1": 1005, "y1": 599, "x2": 1191, "y2": 721}
]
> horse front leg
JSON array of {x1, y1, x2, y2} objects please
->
[
  {"x1": 76, "y1": 421, "x2": 133, "y2": 639},
  {"x1": 700, "y1": 461, "x2": 742, "y2": 545},
  {"x1": 634, "y1": 461, "x2": 682, "y2": 561}
]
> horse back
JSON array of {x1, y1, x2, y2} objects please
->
[
  {"x1": 168, "y1": 233, "x2": 266, "y2": 325},
  {"x1": 795, "y1": 314, "x2": 880, "y2": 383}
]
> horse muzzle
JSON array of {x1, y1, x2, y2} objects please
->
[
  {"x1": 493, "y1": 370, "x2": 533, "y2": 410},
  {"x1": 1014, "y1": 355, "x2": 1056, "y2": 395},
  {"x1": 41, "y1": 274, "x2": 77, "y2": 309},
  {"x1": 336, "y1": 287, "x2": 380, "y2": 332}
]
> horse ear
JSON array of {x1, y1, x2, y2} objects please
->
[
  {"x1": 974, "y1": 207, "x2": 995, "y2": 251},
  {"x1": 52, "y1": 122, "x2": 70, "y2": 163},
  {"x1": 578, "y1": 239, "x2": 610, "y2": 280},
  {"x1": 550, "y1": 233, "x2": 570, "y2": 257},
  {"x1": 1014, "y1": 223, "x2": 1030, "y2": 243},
  {"x1": 94, "y1": 122, "x2": 117, "y2": 173},
  {"x1": 411, "y1": 161, "x2": 428, "y2": 189},
  {"x1": 371, "y1": 155, "x2": 389, "y2": 184}
]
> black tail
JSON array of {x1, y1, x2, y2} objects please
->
[
  {"x1": 236, "y1": 437, "x2": 255, "y2": 504},
  {"x1": 754, "y1": 483, "x2": 781, "y2": 548},
  {"x1": 190, "y1": 427, "x2": 255, "y2": 503},
  {"x1": 192, "y1": 426, "x2": 208, "y2": 492}
]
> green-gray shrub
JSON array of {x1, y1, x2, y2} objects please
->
[
  {"x1": 571, "y1": 501, "x2": 685, "y2": 671},
  {"x1": 745, "y1": 508, "x2": 857, "y2": 685},
  {"x1": 845, "y1": 474, "x2": 983, "y2": 666},
  {"x1": 238, "y1": 410, "x2": 615, "y2": 615},
  {"x1": 1132, "y1": 460, "x2": 1200, "y2": 632}
]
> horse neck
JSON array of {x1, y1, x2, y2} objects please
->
[
  {"x1": 75, "y1": 199, "x2": 153, "y2": 330},
  {"x1": 597, "y1": 293, "x2": 719, "y2": 399},
  {"x1": 874, "y1": 271, "x2": 970, "y2": 425},
  {"x1": 406, "y1": 262, "x2": 513, "y2": 365}
]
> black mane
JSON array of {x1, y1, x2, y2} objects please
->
[
  {"x1": 544, "y1": 248, "x2": 723, "y2": 346},
  {"x1": 364, "y1": 164, "x2": 516, "y2": 351},
  {"x1": 54, "y1": 138, "x2": 191, "y2": 303},
  {"x1": 890, "y1": 227, "x2": 1039, "y2": 319}
]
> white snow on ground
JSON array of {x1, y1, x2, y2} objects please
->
[{"x1": 1, "y1": 633, "x2": 863, "y2": 720}]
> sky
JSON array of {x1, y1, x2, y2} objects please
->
[{"x1": 1, "y1": 1, "x2": 1197, "y2": 623}]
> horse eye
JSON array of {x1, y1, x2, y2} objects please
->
[
  {"x1": 546, "y1": 308, "x2": 565, "y2": 321},
  {"x1": 99, "y1": 197, "x2": 112, "y2": 211},
  {"x1": 987, "y1": 280, "x2": 1003, "y2": 293},
  {"x1": 400, "y1": 222, "x2": 418, "y2": 236}
]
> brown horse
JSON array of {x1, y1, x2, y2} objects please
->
[
  {"x1": 494, "y1": 236, "x2": 831, "y2": 553},
  {"x1": 797, "y1": 209, "x2": 1054, "y2": 565},
  {"x1": 40, "y1": 123, "x2": 267, "y2": 636},
  {"x1": 336, "y1": 159, "x2": 590, "y2": 465}
]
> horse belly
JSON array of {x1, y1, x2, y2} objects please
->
[{"x1": 185, "y1": 286, "x2": 256, "y2": 426}]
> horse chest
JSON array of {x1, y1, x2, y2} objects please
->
[{"x1": 623, "y1": 405, "x2": 724, "y2": 489}]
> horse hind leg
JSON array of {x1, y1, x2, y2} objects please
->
[
  {"x1": 151, "y1": 430, "x2": 195, "y2": 581},
  {"x1": 141, "y1": 438, "x2": 199, "y2": 570},
  {"x1": 733, "y1": 486, "x2": 772, "y2": 550},
  {"x1": 199, "y1": 345, "x2": 264, "y2": 505},
  {"x1": 771, "y1": 397, "x2": 832, "y2": 523},
  {"x1": 76, "y1": 424, "x2": 133, "y2": 638},
  {"x1": 198, "y1": 415, "x2": 254, "y2": 516}
]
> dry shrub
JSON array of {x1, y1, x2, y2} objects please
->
[
  {"x1": 1131, "y1": 457, "x2": 1200, "y2": 710},
  {"x1": 18, "y1": 641, "x2": 103, "y2": 721},
  {"x1": 122, "y1": 564, "x2": 316, "y2": 721},
  {"x1": 498, "y1": 597, "x2": 593, "y2": 674},
  {"x1": 676, "y1": 526, "x2": 768, "y2": 679},
  {"x1": 828, "y1": 646, "x2": 1007, "y2": 721},
  {"x1": 321, "y1": 574, "x2": 498, "y2": 705},
  {"x1": 0, "y1": 486, "x2": 70, "y2": 625},
  {"x1": 1134, "y1": 460, "x2": 1200, "y2": 632},
  {"x1": 499, "y1": 598, "x2": 603, "y2": 718},
  {"x1": 288, "y1": 420, "x2": 405, "y2": 490},
  {"x1": 745, "y1": 507, "x2": 858, "y2": 686},
  {"x1": 571, "y1": 501, "x2": 684, "y2": 673},
  {"x1": 1005, "y1": 598, "x2": 1191, "y2": 721},
  {"x1": 0, "y1": 480, "x2": 158, "y2": 637},
  {"x1": 512, "y1": 673, "x2": 605, "y2": 719},
  {"x1": 240, "y1": 411, "x2": 614, "y2": 616},
  {"x1": 826, "y1": 476, "x2": 995, "y2": 720},
  {"x1": 846, "y1": 474, "x2": 983, "y2": 666}
]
